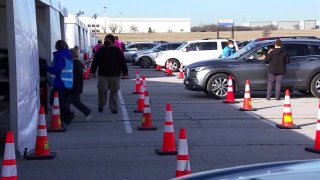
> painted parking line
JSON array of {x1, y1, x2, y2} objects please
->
[{"x1": 118, "y1": 90, "x2": 133, "y2": 133}]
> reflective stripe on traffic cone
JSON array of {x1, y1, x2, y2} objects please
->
[
  {"x1": 137, "y1": 91, "x2": 157, "y2": 131},
  {"x1": 1, "y1": 131, "x2": 17, "y2": 180},
  {"x1": 223, "y1": 75, "x2": 238, "y2": 104},
  {"x1": 134, "y1": 80, "x2": 145, "y2": 113},
  {"x1": 305, "y1": 100, "x2": 320, "y2": 153},
  {"x1": 239, "y1": 80, "x2": 257, "y2": 111},
  {"x1": 133, "y1": 71, "x2": 140, "y2": 94},
  {"x1": 178, "y1": 63, "x2": 184, "y2": 79},
  {"x1": 48, "y1": 91, "x2": 66, "y2": 132},
  {"x1": 276, "y1": 89, "x2": 300, "y2": 129},
  {"x1": 176, "y1": 128, "x2": 191, "y2": 178},
  {"x1": 155, "y1": 103, "x2": 177, "y2": 155},
  {"x1": 26, "y1": 106, "x2": 57, "y2": 160}
]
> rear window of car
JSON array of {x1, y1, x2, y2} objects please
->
[
  {"x1": 283, "y1": 44, "x2": 311, "y2": 57},
  {"x1": 311, "y1": 45, "x2": 320, "y2": 55}
]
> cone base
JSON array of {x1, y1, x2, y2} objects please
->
[
  {"x1": 305, "y1": 147, "x2": 320, "y2": 154},
  {"x1": 137, "y1": 126, "x2": 157, "y2": 131},
  {"x1": 276, "y1": 124, "x2": 300, "y2": 129},
  {"x1": 132, "y1": 92, "x2": 139, "y2": 94},
  {"x1": 155, "y1": 148, "x2": 177, "y2": 155},
  {"x1": 134, "y1": 110, "x2": 143, "y2": 113},
  {"x1": 223, "y1": 100, "x2": 239, "y2": 104},
  {"x1": 26, "y1": 152, "x2": 57, "y2": 160},
  {"x1": 166, "y1": 74, "x2": 174, "y2": 76},
  {"x1": 47, "y1": 126, "x2": 67, "y2": 132},
  {"x1": 239, "y1": 108, "x2": 257, "y2": 111}
]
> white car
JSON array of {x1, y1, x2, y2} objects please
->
[{"x1": 155, "y1": 39, "x2": 238, "y2": 71}]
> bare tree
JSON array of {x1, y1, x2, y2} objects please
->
[
  {"x1": 109, "y1": 24, "x2": 119, "y2": 33},
  {"x1": 118, "y1": 26, "x2": 123, "y2": 33},
  {"x1": 130, "y1": 25, "x2": 138, "y2": 33}
]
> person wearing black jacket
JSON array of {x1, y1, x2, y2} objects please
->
[
  {"x1": 91, "y1": 34, "x2": 129, "y2": 114},
  {"x1": 265, "y1": 39, "x2": 290, "y2": 100},
  {"x1": 66, "y1": 46, "x2": 91, "y2": 122}
]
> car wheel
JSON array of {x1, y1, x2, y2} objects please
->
[
  {"x1": 206, "y1": 73, "x2": 229, "y2": 99},
  {"x1": 168, "y1": 59, "x2": 180, "y2": 72},
  {"x1": 139, "y1": 56, "x2": 152, "y2": 68},
  {"x1": 310, "y1": 74, "x2": 320, "y2": 98}
]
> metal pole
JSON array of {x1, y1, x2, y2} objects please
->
[{"x1": 104, "y1": 7, "x2": 107, "y2": 33}]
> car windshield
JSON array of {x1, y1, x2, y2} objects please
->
[
  {"x1": 176, "y1": 42, "x2": 188, "y2": 50},
  {"x1": 227, "y1": 44, "x2": 255, "y2": 59}
]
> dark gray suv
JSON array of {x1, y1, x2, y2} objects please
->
[{"x1": 184, "y1": 39, "x2": 320, "y2": 99}]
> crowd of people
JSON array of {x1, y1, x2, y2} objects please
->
[{"x1": 42, "y1": 34, "x2": 128, "y2": 126}]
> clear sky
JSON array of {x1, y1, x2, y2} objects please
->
[{"x1": 61, "y1": 0, "x2": 320, "y2": 26}]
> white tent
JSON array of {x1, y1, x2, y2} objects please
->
[{"x1": 0, "y1": 0, "x2": 68, "y2": 154}]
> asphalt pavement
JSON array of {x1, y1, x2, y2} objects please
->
[{"x1": 1, "y1": 64, "x2": 320, "y2": 180}]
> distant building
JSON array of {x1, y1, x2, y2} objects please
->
[
  {"x1": 78, "y1": 17, "x2": 191, "y2": 33},
  {"x1": 241, "y1": 20, "x2": 319, "y2": 30}
]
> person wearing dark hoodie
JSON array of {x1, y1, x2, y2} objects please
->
[
  {"x1": 43, "y1": 40, "x2": 74, "y2": 125},
  {"x1": 265, "y1": 39, "x2": 290, "y2": 100}
]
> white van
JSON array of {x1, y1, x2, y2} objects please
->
[{"x1": 155, "y1": 39, "x2": 238, "y2": 71}]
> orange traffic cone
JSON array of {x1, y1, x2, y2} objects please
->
[
  {"x1": 223, "y1": 75, "x2": 238, "y2": 104},
  {"x1": 239, "y1": 80, "x2": 257, "y2": 111},
  {"x1": 133, "y1": 71, "x2": 140, "y2": 94},
  {"x1": 165, "y1": 60, "x2": 170, "y2": 74},
  {"x1": 155, "y1": 103, "x2": 177, "y2": 155},
  {"x1": 26, "y1": 106, "x2": 57, "y2": 160},
  {"x1": 178, "y1": 63, "x2": 184, "y2": 79},
  {"x1": 166, "y1": 61, "x2": 173, "y2": 76},
  {"x1": 305, "y1": 100, "x2": 320, "y2": 153},
  {"x1": 176, "y1": 128, "x2": 191, "y2": 178},
  {"x1": 155, "y1": 64, "x2": 161, "y2": 71},
  {"x1": 48, "y1": 91, "x2": 66, "y2": 132},
  {"x1": 1, "y1": 132, "x2": 18, "y2": 180},
  {"x1": 137, "y1": 91, "x2": 157, "y2": 131},
  {"x1": 83, "y1": 68, "x2": 89, "y2": 79},
  {"x1": 276, "y1": 89, "x2": 300, "y2": 129},
  {"x1": 134, "y1": 80, "x2": 145, "y2": 113}
]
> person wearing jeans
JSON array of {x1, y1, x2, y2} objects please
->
[{"x1": 265, "y1": 39, "x2": 290, "y2": 100}]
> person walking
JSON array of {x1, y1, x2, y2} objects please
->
[
  {"x1": 265, "y1": 39, "x2": 290, "y2": 100},
  {"x1": 43, "y1": 40, "x2": 73, "y2": 125},
  {"x1": 91, "y1": 34, "x2": 129, "y2": 114},
  {"x1": 66, "y1": 46, "x2": 92, "y2": 122}
]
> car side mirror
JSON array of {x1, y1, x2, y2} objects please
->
[{"x1": 182, "y1": 48, "x2": 189, "y2": 52}]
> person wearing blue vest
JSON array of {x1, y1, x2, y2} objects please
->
[
  {"x1": 43, "y1": 40, "x2": 74, "y2": 125},
  {"x1": 222, "y1": 40, "x2": 235, "y2": 58}
]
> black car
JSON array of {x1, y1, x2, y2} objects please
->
[{"x1": 184, "y1": 39, "x2": 320, "y2": 99}]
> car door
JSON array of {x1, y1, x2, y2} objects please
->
[
  {"x1": 282, "y1": 43, "x2": 315, "y2": 88},
  {"x1": 234, "y1": 47, "x2": 269, "y2": 90},
  {"x1": 182, "y1": 42, "x2": 218, "y2": 65}
]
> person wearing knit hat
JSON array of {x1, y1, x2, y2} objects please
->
[
  {"x1": 91, "y1": 34, "x2": 129, "y2": 114},
  {"x1": 65, "y1": 46, "x2": 92, "y2": 122}
]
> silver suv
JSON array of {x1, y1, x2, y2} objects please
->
[
  {"x1": 124, "y1": 42, "x2": 158, "y2": 62},
  {"x1": 184, "y1": 39, "x2": 320, "y2": 99},
  {"x1": 131, "y1": 42, "x2": 183, "y2": 68}
]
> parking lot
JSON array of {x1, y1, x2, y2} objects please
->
[{"x1": 1, "y1": 64, "x2": 319, "y2": 179}]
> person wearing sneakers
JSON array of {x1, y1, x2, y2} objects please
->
[
  {"x1": 65, "y1": 46, "x2": 92, "y2": 121},
  {"x1": 91, "y1": 34, "x2": 129, "y2": 114},
  {"x1": 265, "y1": 39, "x2": 290, "y2": 100}
]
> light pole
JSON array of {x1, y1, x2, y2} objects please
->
[
  {"x1": 104, "y1": 6, "x2": 107, "y2": 33},
  {"x1": 92, "y1": 14, "x2": 98, "y2": 35}
]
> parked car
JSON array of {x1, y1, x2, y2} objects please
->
[
  {"x1": 131, "y1": 42, "x2": 184, "y2": 68},
  {"x1": 174, "y1": 159, "x2": 320, "y2": 180},
  {"x1": 124, "y1": 42, "x2": 158, "y2": 62},
  {"x1": 155, "y1": 39, "x2": 238, "y2": 72},
  {"x1": 184, "y1": 39, "x2": 320, "y2": 99}
]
